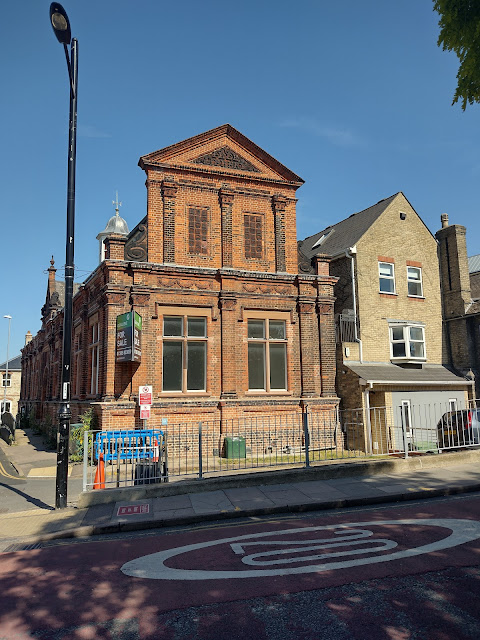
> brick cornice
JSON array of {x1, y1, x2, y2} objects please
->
[
  {"x1": 297, "y1": 299, "x2": 315, "y2": 314},
  {"x1": 161, "y1": 180, "x2": 178, "y2": 198},
  {"x1": 103, "y1": 291, "x2": 126, "y2": 306},
  {"x1": 272, "y1": 194, "x2": 287, "y2": 212},
  {"x1": 130, "y1": 291, "x2": 151, "y2": 306},
  {"x1": 219, "y1": 188, "x2": 235, "y2": 206}
]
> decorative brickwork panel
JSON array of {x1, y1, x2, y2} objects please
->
[
  {"x1": 125, "y1": 220, "x2": 147, "y2": 262},
  {"x1": 162, "y1": 181, "x2": 178, "y2": 263},
  {"x1": 192, "y1": 146, "x2": 260, "y2": 173},
  {"x1": 244, "y1": 214, "x2": 263, "y2": 259},
  {"x1": 273, "y1": 195, "x2": 287, "y2": 272},
  {"x1": 188, "y1": 207, "x2": 209, "y2": 255}
]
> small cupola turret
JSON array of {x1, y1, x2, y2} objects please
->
[{"x1": 96, "y1": 192, "x2": 129, "y2": 263}]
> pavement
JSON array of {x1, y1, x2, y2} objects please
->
[{"x1": 1, "y1": 426, "x2": 480, "y2": 553}]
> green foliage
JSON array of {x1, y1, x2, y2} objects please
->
[
  {"x1": 79, "y1": 407, "x2": 98, "y2": 430},
  {"x1": 434, "y1": 0, "x2": 480, "y2": 109},
  {"x1": 69, "y1": 408, "x2": 98, "y2": 462},
  {"x1": 21, "y1": 408, "x2": 39, "y2": 431}
]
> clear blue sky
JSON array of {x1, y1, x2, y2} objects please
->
[{"x1": 1, "y1": 0, "x2": 479, "y2": 362}]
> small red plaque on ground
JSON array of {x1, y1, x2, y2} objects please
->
[{"x1": 117, "y1": 504, "x2": 150, "y2": 516}]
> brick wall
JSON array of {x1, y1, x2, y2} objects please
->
[
  {"x1": 1, "y1": 368, "x2": 21, "y2": 416},
  {"x1": 20, "y1": 126, "x2": 339, "y2": 436},
  {"x1": 347, "y1": 194, "x2": 444, "y2": 364}
]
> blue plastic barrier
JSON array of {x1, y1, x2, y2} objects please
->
[{"x1": 94, "y1": 429, "x2": 164, "y2": 463}]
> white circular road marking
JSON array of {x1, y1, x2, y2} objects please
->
[{"x1": 121, "y1": 518, "x2": 480, "y2": 581}]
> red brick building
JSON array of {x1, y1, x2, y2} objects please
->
[{"x1": 20, "y1": 125, "x2": 338, "y2": 432}]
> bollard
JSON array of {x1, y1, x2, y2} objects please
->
[
  {"x1": 198, "y1": 421, "x2": 203, "y2": 479},
  {"x1": 303, "y1": 410, "x2": 310, "y2": 468}
]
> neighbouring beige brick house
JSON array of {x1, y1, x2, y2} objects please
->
[
  {"x1": 1, "y1": 354, "x2": 22, "y2": 417},
  {"x1": 298, "y1": 192, "x2": 472, "y2": 453},
  {"x1": 436, "y1": 214, "x2": 480, "y2": 398}
]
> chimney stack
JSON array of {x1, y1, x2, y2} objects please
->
[{"x1": 436, "y1": 216, "x2": 471, "y2": 316}]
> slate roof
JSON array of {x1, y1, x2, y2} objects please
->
[
  {"x1": 298, "y1": 193, "x2": 400, "y2": 260},
  {"x1": 0, "y1": 355, "x2": 21, "y2": 371},
  {"x1": 54, "y1": 281, "x2": 82, "y2": 307},
  {"x1": 345, "y1": 363, "x2": 470, "y2": 385},
  {"x1": 468, "y1": 254, "x2": 480, "y2": 274}
]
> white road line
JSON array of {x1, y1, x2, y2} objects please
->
[{"x1": 121, "y1": 518, "x2": 480, "y2": 580}]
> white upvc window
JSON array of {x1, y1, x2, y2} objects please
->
[
  {"x1": 407, "y1": 266, "x2": 423, "y2": 297},
  {"x1": 390, "y1": 324, "x2": 426, "y2": 361},
  {"x1": 449, "y1": 398, "x2": 458, "y2": 412},
  {"x1": 2, "y1": 373, "x2": 11, "y2": 387},
  {"x1": 379, "y1": 262, "x2": 395, "y2": 294},
  {"x1": 400, "y1": 400, "x2": 413, "y2": 437},
  {"x1": 1, "y1": 400, "x2": 11, "y2": 413}
]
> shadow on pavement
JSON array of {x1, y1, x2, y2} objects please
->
[{"x1": 0, "y1": 481, "x2": 54, "y2": 511}]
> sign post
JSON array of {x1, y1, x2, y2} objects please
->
[{"x1": 139, "y1": 385, "x2": 152, "y2": 428}]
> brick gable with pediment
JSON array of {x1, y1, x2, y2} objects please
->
[{"x1": 139, "y1": 125, "x2": 302, "y2": 273}]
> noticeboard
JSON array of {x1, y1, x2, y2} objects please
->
[{"x1": 116, "y1": 312, "x2": 142, "y2": 363}]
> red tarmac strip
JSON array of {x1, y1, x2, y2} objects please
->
[{"x1": 1, "y1": 497, "x2": 480, "y2": 639}]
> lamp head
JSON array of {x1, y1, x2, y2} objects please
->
[
  {"x1": 3, "y1": 315, "x2": 11, "y2": 320},
  {"x1": 49, "y1": 3, "x2": 72, "y2": 45}
]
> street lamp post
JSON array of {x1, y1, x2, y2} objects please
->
[
  {"x1": 49, "y1": 3, "x2": 78, "y2": 509},
  {"x1": 2, "y1": 315, "x2": 12, "y2": 416}
]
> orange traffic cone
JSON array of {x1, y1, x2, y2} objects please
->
[
  {"x1": 93, "y1": 452, "x2": 105, "y2": 489},
  {"x1": 153, "y1": 438, "x2": 159, "y2": 462}
]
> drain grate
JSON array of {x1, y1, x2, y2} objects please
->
[{"x1": 3, "y1": 542, "x2": 43, "y2": 552}]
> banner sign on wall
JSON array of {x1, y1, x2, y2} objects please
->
[{"x1": 116, "y1": 312, "x2": 142, "y2": 362}]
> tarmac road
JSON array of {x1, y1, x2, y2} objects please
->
[
  {"x1": 2, "y1": 492, "x2": 480, "y2": 639},
  {"x1": 0, "y1": 445, "x2": 83, "y2": 513}
]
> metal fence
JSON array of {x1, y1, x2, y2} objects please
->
[{"x1": 82, "y1": 400, "x2": 480, "y2": 491}]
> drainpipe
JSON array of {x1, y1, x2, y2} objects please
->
[
  {"x1": 362, "y1": 383, "x2": 373, "y2": 455},
  {"x1": 345, "y1": 247, "x2": 363, "y2": 363}
]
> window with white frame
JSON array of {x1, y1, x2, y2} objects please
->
[
  {"x1": 390, "y1": 324, "x2": 426, "y2": 360},
  {"x1": 379, "y1": 262, "x2": 395, "y2": 294},
  {"x1": 449, "y1": 398, "x2": 458, "y2": 412},
  {"x1": 400, "y1": 400, "x2": 413, "y2": 437},
  {"x1": 162, "y1": 316, "x2": 207, "y2": 392},
  {"x1": 407, "y1": 266, "x2": 423, "y2": 297},
  {"x1": 1, "y1": 400, "x2": 11, "y2": 413},
  {"x1": 2, "y1": 373, "x2": 11, "y2": 387},
  {"x1": 247, "y1": 319, "x2": 287, "y2": 391},
  {"x1": 89, "y1": 320, "x2": 100, "y2": 395}
]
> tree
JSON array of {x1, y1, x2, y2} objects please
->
[{"x1": 433, "y1": 0, "x2": 480, "y2": 109}]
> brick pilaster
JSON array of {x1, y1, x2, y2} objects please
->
[
  {"x1": 103, "y1": 291, "x2": 127, "y2": 400},
  {"x1": 162, "y1": 180, "x2": 178, "y2": 263},
  {"x1": 272, "y1": 195, "x2": 287, "y2": 272},
  {"x1": 219, "y1": 188, "x2": 234, "y2": 268},
  {"x1": 219, "y1": 294, "x2": 238, "y2": 397},
  {"x1": 297, "y1": 298, "x2": 317, "y2": 397},
  {"x1": 104, "y1": 234, "x2": 128, "y2": 260},
  {"x1": 317, "y1": 301, "x2": 336, "y2": 397}
]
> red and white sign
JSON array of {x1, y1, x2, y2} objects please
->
[
  {"x1": 139, "y1": 385, "x2": 153, "y2": 406},
  {"x1": 140, "y1": 406, "x2": 151, "y2": 420},
  {"x1": 117, "y1": 504, "x2": 150, "y2": 516}
]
